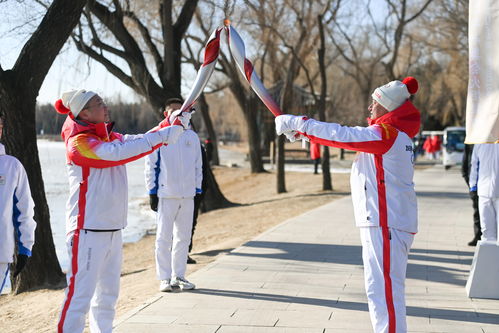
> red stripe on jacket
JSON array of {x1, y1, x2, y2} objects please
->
[
  {"x1": 374, "y1": 155, "x2": 396, "y2": 333},
  {"x1": 58, "y1": 167, "x2": 89, "y2": 332}
]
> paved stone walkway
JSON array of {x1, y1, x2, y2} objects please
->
[{"x1": 114, "y1": 166, "x2": 499, "y2": 332}]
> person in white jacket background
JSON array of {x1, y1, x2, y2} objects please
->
[
  {"x1": 145, "y1": 98, "x2": 202, "y2": 292},
  {"x1": 469, "y1": 143, "x2": 499, "y2": 243},
  {"x1": 54, "y1": 90, "x2": 185, "y2": 333},
  {"x1": 0, "y1": 115, "x2": 36, "y2": 294},
  {"x1": 275, "y1": 77, "x2": 420, "y2": 333}
]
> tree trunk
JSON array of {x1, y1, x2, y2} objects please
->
[
  {"x1": 0, "y1": 85, "x2": 65, "y2": 293},
  {"x1": 243, "y1": 96, "x2": 265, "y2": 173},
  {"x1": 198, "y1": 94, "x2": 220, "y2": 165},
  {"x1": 201, "y1": 166, "x2": 236, "y2": 211},
  {"x1": 277, "y1": 80, "x2": 294, "y2": 194},
  {"x1": 227, "y1": 81, "x2": 265, "y2": 173},
  {"x1": 321, "y1": 146, "x2": 332, "y2": 191},
  {"x1": 318, "y1": 12, "x2": 332, "y2": 191},
  {"x1": 0, "y1": 0, "x2": 87, "y2": 294},
  {"x1": 276, "y1": 135, "x2": 286, "y2": 193},
  {"x1": 189, "y1": 96, "x2": 232, "y2": 211}
]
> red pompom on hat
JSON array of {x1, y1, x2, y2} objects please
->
[
  {"x1": 402, "y1": 76, "x2": 418, "y2": 95},
  {"x1": 54, "y1": 99, "x2": 71, "y2": 114}
]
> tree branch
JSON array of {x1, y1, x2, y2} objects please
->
[
  {"x1": 72, "y1": 35, "x2": 137, "y2": 90},
  {"x1": 124, "y1": 10, "x2": 164, "y2": 77},
  {"x1": 84, "y1": 10, "x2": 129, "y2": 60},
  {"x1": 406, "y1": 0, "x2": 434, "y2": 24},
  {"x1": 173, "y1": 0, "x2": 199, "y2": 37},
  {"x1": 12, "y1": 0, "x2": 87, "y2": 92}
]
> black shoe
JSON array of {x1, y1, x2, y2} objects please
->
[
  {"x1": 187, "y1": 256, "x2": 196, "y2": 264},
  {"x1": 468, "y1": 238, "x2": 479, "y2": 246}
]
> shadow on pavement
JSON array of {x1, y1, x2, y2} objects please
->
[
  {"x1": 229, "y1": 241, "x2": 472, "y2": 287},
  {"x1": 242, "y1": 191, "x2": 351, "y2": 207},
  {"x1": 195, "y1": 248, "x2": 235, "y2": 257},
  {"x1": 191, "y1": 288, "x2": 499, "y2": 325},
  {"x1": 416, "y1": 191, "x2": 469, "y2": 199}
]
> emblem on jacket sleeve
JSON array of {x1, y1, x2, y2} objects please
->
[{"x1": 0, "y1": 174, "x2": 5, "y2": 185}]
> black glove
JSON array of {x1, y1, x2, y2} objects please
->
[
  {"x1": 149, "y1": 194, "x2": 158, "y2": 212},
  {"x1": 13, "y1": 254, "x2": 29, "y2": 278}
]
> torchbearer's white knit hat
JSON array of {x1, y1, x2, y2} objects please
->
[
  {"x1": 372, "y1": 77, "x2": 418, "y2": 111},
  {"x1": 54, "y1": 89, "x2": 97, "y2": 118}
]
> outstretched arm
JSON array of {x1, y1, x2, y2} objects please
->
[
  {"x1": 276, "y1": 115, "x2": 398, "y2": 154},
  {"x1": 67, "y1": 126, "x2": 183, "y2": 168}
]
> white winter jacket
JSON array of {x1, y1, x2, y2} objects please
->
[
  {"x1": 61, "y1": 117, "x2": 166, "y2": 233},
  {"x1": 285, "y1": 101, "x2": 420, "y2": 233},
  {"x1": 469, "y1": 143, "x2": 499, "y2": 198},
  {"x1": 0, "y1": 143, "x2": 36, "y2": 263},
  {"x1": 145, "y1": 129, "x2": 202, "y2": 198}
]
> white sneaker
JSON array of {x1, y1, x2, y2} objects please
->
[
  {"x1": 171, "y1": 277, "x2": 195, "y2": 290},
  {"x1": 159, "y1": 279, "x2": 172, "y2": 292}
]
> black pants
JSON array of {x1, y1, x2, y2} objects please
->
[
  {"x1": 313, "y1": 158, "x2": 321, "y2": 174},
  {"x1": 470, "y1": 191, "x2": 482, "y2": 239},
  {"x1": 189, "y1": 194, "x2": 204, "y2": 253}
]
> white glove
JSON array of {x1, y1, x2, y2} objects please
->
[
  {"x1": 157, "y1": 125, "x2": 183, "y2": 144},
  {"x1": 275, "y1": 114, "x2": 307, "y2": 136},
  {"x1": 283, "y1": 131, "x2": 306, "y2": 142},
  {"x1": 169, "y1": 109, "x2": 192, "y2": 129}
]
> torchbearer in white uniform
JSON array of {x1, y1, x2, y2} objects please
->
[
  {"x1": 275, "y1": 77, "x2": 421, "y2": 333},
  {"x1": 54, "y1": 90, "x2": 185, "y2": 333},
  {"x1": 145, "y1": 98, "x2": 202, "y2": 292},
  {"x1": 0, "y1": 115, "x2": 36, "y2": 294},
  {"x1": 469, "y1": 143, "x2": 499, "y2": 243}
]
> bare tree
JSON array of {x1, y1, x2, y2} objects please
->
[
  {"x1": 328, "y1": 0, "x2": 433, "y2": 112},
  {"x1": 240, "y1": 0, "x2": 335, "y2": 191},
  {"x1": 0, "y1": 0, "x2": 87, "y2": 293},
  {"x1": 329, "y1": 16, "x2": 389, "y2": 112},
  {"x1": 316, "y1": 2, "x2": 341, "y2": 191},
  {"x1": 413, "y1": 0, "x2": 468, "y2": 127},
  {"x1": 375, "y1": 0, "x2": 434, "y2": 80},
  {"x1": 192, "y1": 3, "x2": 266, "y2": 173},
  {"x1": 72, "y1": 0, "x2": 233, "y2": 210},
  {"x1": 73, "y1": 0, "x2": 198, "y2": 112}
]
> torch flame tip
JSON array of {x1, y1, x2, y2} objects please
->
[{"x1": 224, "y1": 19, "x2": 231, "y2": 26}]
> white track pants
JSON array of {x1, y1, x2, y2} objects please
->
[
  {"x1": 360, "y1": 227, "x2": 414, "y2": 333},
  {"x1": 156, "y1": 197, "x2": 194, "y2": 280},
  {"x1": 0, "y1": 263, "x2": 8, "y2": 294},
  {"x1": 478, "y1": 196, "x2": 499, "y2": 242},
  {"x1": 58, "y1": 230, "x2": 122, "y2": 333}
]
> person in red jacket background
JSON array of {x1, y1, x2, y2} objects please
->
[
  {"x1": 423, "y1": 134, "x2": 441, "y2": 160},
  {"x1": 310, "y1": 141, "x2": 321, "y2": 174}
]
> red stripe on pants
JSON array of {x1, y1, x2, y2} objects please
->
[
  {"x1": 58, "y1": 167, "x2": 89, "y2": 332},
  {"x1": 374, "y1": 155, "x2": 396, "y2": 333}
]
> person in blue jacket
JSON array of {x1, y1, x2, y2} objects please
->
[{"x1": 0, "y1": 114, "x2": 36, "y2": 294}]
